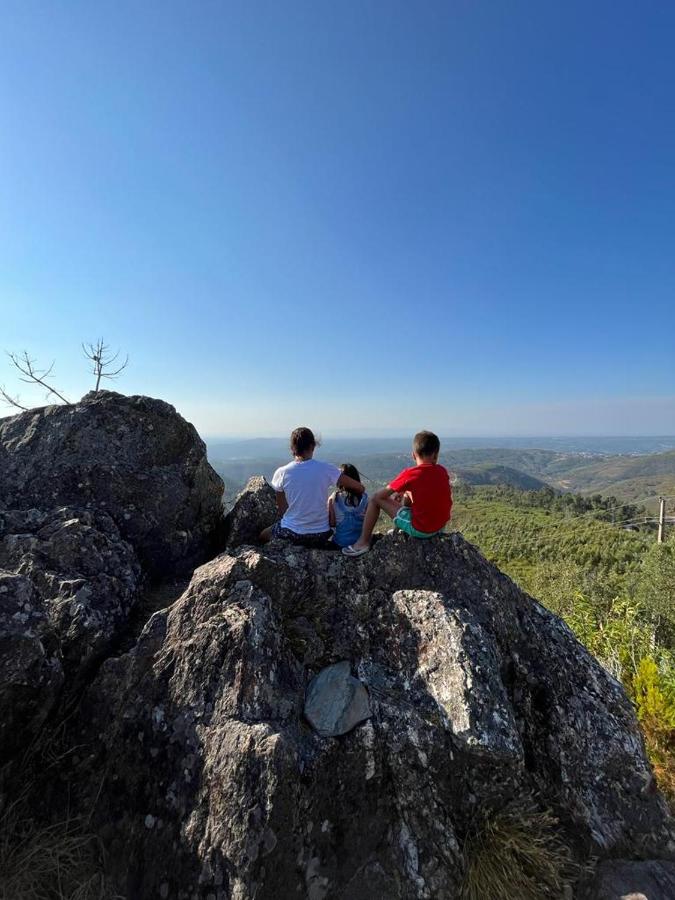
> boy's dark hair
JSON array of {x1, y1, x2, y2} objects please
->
[
  {"x1": 290, "y1": 426, "x2": 317, "y2": 457},
  {"x1": 413, "y1": 430, "x2": 440, "y2": 458},
  {"x1": 338, "y1": 463, "x2": 362, "y2": 507}
]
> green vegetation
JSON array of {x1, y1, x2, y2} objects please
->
[
  {"x1": 450, "y1": 484, "x2": 650, "y2": 588},
  {"x1": 450, "y1": 485, "x2": 675, "y2": 806}
]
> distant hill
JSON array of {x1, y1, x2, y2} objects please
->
[
  {"x1": 209, "y1": 443, "x2": 675, "y2": 513},
  {"x1": 544, "y1": 450, "x2": 675, "y2": 508},
  {"x1": 453, "y1": 464, "x2": 549, "y2": 491}
]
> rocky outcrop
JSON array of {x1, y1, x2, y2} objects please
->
[
  {"x1": 0, "y1": 391, "x2": 224, "y2": 577},
  {"x1": 223, "y1": 475, "x2": 277, "y2": 547},
  {"x1": 0, "y1": 392, "x2": 224, "y2": 766},
  {"x1": 3, "y1": 437, "x2": 674, "y2": 898},
  {"x1": 65, "y1": 513, "x2": 674, "y2": 898}
]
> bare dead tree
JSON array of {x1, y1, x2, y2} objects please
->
[
  {"x1": 3, "y1": 351, "x2": 71, "y2": 407},
  {"x1": 82, "y1": 339, "x2": 129, "y2": 392}
]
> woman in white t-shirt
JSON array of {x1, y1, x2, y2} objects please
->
[{"x1": 260, "y1": 427, "x2": 365, "y2": 548}]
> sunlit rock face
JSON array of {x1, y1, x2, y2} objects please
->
[{"x1": 66, "y1": 486, "x2": 673, "y2": 899}]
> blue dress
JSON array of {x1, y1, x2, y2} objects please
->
[{"x1": 332, "y1": 492, "x2": 368, "y2": 547}]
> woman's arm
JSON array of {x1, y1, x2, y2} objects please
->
[
  {"x1": 275, "y1": 490, "x2": 288, "y2": 516},
  {"x1": 328, "y1": 495, "x2": 336, "y2": 527},
  {"x1": 337, "y1": 473, "x2": 366, "y2": 495}
]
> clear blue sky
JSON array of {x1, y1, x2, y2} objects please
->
[{"x1": 1, "y1": 1, "x2": 674, "y2": 436}]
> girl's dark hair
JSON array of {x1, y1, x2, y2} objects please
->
[
  {"x1": 338, "y1": 463, "x2": 362, "y2": 507},
  {"x1": 290, "y1": 426, "x2": 317, "y2": 457}
]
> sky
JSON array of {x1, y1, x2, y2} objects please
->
[{"x1": 1, "y1": 1, "x2": 674, "y2": 437}]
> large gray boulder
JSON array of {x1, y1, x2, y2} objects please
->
[
  {"x1": 66, "y1": 519, "x2": 674, "y2": 898},
  {"x1": 0, "y1": 391, "x2": 224, "y2": 577}
]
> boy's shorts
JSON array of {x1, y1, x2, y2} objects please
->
[{"x1": 393, "y1": 507, "x2": 440, "y2": 539}]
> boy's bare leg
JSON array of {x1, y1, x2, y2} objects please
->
[{"x1": 351, "y1": 495, "x2": 402, "y2": 550}]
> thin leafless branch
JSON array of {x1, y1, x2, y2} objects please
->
[
  {"x1": 7, "y1": 352, "x2": 71, "y2": 405},
  {"x1": 82, "y1": 339, "x2": 129, "y2": 392},
  {"x1": 0, "y1": 385, "x2": 29, "y2": 411}
]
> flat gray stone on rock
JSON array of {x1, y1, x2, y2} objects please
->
[{"x1": 305, "y1": 661, "x2": 371, "y2": 737}]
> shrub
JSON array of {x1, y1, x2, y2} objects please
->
[
  {"x1": 633, "y1": 657, "x2": 675, "y2": 809},
  {"x1": 634, "y1": 541, "x2": 675, "y2": 648}
]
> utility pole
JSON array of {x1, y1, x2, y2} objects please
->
[{"x1": 657, "y1": 497, "x2": 666, "y2": 544}]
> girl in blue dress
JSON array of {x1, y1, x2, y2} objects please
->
[{"x1": 328, "y1": 464, "x2": 369, "y2": 548}]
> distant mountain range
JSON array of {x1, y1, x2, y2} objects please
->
[{"x1": 207, "y1": 438, "x2": 675, "y2": 511}]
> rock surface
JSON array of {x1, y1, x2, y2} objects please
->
[
  {"x1": 590, "y1": 859, "x2": 675, "y2": 899},
  {"x1": 63, "y1": 491, "x2": 674, "y2": 899},
  {"x1": 0, "y1": 391, "x2": 224, "y2": 577},
  {"x1": 223, "y1": 475, "x2": 277, "y2": 548},
  {"x1": 0, "y1": 507, "x2": 141, "y2": 676},
  {"x1": 0, "y1": 569, "x2": 64, "y2": 763},
  {"x1": 304, "y1": 660, "x2": 371, "y2": 737}
]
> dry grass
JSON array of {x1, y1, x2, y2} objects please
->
[
  {"x1": 0, "y1": 779, "x2": 121, "y2": 900},
  {"x1": 461, "y1": 797, "x2": 582, "y2": 900}
]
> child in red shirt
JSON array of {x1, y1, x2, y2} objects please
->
[{"x1": 342, "y1": 430, "x2": 452, "y2": 556}]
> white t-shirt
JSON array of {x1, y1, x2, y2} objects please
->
[{"x1": 271, "y1": 458, "x2": 342, "y2": 534}]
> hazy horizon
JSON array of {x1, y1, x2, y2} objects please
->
[
  {"x1": 205, "y1": 434, "x2": 675, "y2": 461},
  {"x1": 205, "y1": 432, "x2": 675, "y2": 442}
]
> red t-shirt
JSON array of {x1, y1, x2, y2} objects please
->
[{"x1": 389, "y1": 463, "x2": 452, "y2": 533}]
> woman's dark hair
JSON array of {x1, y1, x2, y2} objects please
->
[
  {"x1": 338, "y1": 463, "x2": 362, "y2": 507},
  {"x1": 290, "y1": 426, "x2": 317, "y2": 457}
]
